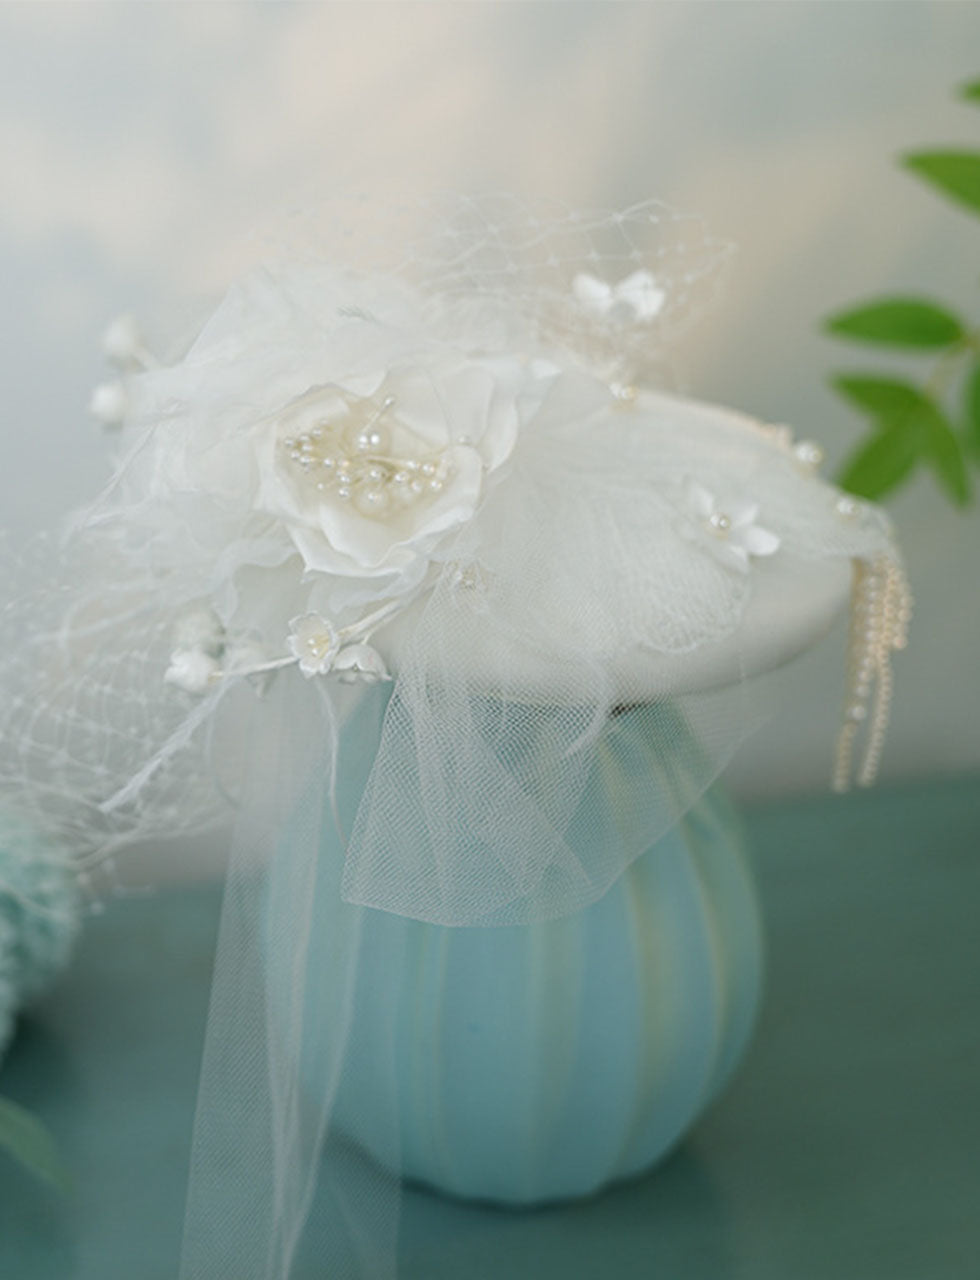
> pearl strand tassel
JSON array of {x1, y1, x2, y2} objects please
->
[{"x1": 832, "y1": 555, "x2": 912, "y2": 792}]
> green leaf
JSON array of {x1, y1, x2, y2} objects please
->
[
  {"x1": 960, "y1": 78, "x2": 980, "y2": 105},
  {"x1": 964, "y1": 361, "x2": 980, "y2": 456},
  {"x1": 838, "y1": 423, "x2": 921, "y2": 499},
  {"x1": 0, "y1": 1096, "x2": 70, "y2": 1193},
  {"x1": 825, "y1": 298, "x2": 965, "y2": 348},
  {"x1": 902, "y1": 150, "x2": 980, "y2": 218},
  {"x1": 831, "y1": 374, "x2": 925, "y2": 418},
  {"x1": 833, "y1": 377, "x2": 971, "y2": 504},
  {"x1": 924, "y1": 407, "x2": 972, "y2": 506}
]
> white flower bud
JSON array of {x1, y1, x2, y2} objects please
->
[
  {"x1": 174, "y1": 608, "x2": 226, "y2": 657},
  {"x1": 164, "y1": 648, "x2": 219, "y2": 694},
  {"x1": 333, "y1": 643, "x2": 390, "y2": 684},
  {"x1": 89, "y1": 381, "x2": 128, "y2": 428}
]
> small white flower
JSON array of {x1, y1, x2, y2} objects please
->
[
  {"x1": 333, "y1": 643, "x2": 390, "y2": 684},
  {"x1": 174, "y1": 607, "x2": 226, "y2": 657},
  {"x1": 89, "y1": 381, "x2": 128, "y2": 428},
  {"x1": 165, "y1": 648, "x2": 220, "y2": 693},
  {"x1": 287, "y1": 613, "x2": 341, "y2": 678},
  {"x1": 686, "y1": 481, "x2": 781, "y2": 573},
  {"x1": 572, "y1": 269, "x2": 665, "y2": 322}
]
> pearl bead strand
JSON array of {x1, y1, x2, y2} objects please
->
[{"x1": 832, "y1": 555, "x2": 911, "y2": 792}]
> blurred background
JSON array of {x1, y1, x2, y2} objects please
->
[{"x1": 2, "y1": 0, "x2": 979, "y2": 847}]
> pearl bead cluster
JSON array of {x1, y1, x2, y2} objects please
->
[
  {"x1": 279, "y1": 397, "x2": 453, "y2": 521},
  {"x1": 832, "y1": 555, "x2": 912, "y2": 792}
]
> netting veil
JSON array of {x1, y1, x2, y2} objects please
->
[{"x1": 0, "y1": 197, "x2": 908, "y2": 1277}]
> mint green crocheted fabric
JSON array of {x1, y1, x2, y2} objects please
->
[{"x1": 0, "y1": 817, "x2": 79, "y2": 1060}]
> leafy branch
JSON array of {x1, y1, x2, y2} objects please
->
[
  {"x1": 825, "y1": 77, "x2": 980, "y2": 506},
  {"x1": 0, "y1": 1094, "x2": 70, "y2": 1192}
]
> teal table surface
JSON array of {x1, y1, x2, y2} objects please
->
[{"x1": 1, "y1": 776, "x2": 978, "y2": 1279}]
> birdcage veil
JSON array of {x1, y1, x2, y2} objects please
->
[{"x1": 0, "y1": 195, "x2": 907, "y2": 1278}]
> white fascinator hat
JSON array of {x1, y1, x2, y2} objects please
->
[{"x1": 0, "y1": 196, "x2": 908, "y2": 1277}]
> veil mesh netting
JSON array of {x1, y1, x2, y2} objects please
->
[{"x1": 0, "y1": 197, "x2": 908, "y2": 1277}]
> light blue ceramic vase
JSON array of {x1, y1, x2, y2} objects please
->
[{"x1": 280, "y1": 685, "x2": 763, "y2": 1207}]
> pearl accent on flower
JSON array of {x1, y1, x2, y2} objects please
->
[
  {"x1": 278, "y1": 393, "x2": 454, "y2": 521},
  {"x1": 792, "y1": 440, "x2": 825, "y2": 470},
  {"x1": 354, "y1": 487, "x2": 389, "y2": 516},
  {"x1": 832, "y1": 556, "x2": 912, "y2": 792}
]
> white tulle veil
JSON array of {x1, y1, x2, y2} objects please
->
[{"x1": 0, "y1": 196, "x2": 909, "y2": 1277}]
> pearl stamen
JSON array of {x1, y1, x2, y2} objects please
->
[{"x1": 276, "y1": 391, "x2": 455, "y2": 522}]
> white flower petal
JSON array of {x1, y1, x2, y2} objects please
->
[
  {"x1": 685, "y1": 479, "x2": 780, "y2": 575},
  {"x1": 613, "y1": 270, "x2": 665, "y2": 320},
  {"x1": 572, "y1": 273, "x2": 613, "y2": 313},
  {"x1": 287, "y1": 613, "x2": 341, "y2": 677},
  {"x1": 333, "y1": 643, "x2": 390, "y2": 684},
  {"x1": 728, "y1": 500, "x2": 760, "y2": 529},
  {"x1": 380, "y1": 367, "x2": 454, "y2": 449},
  {"x1": 739, "y1": 525, "x2": 781, "y2": 558}
]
